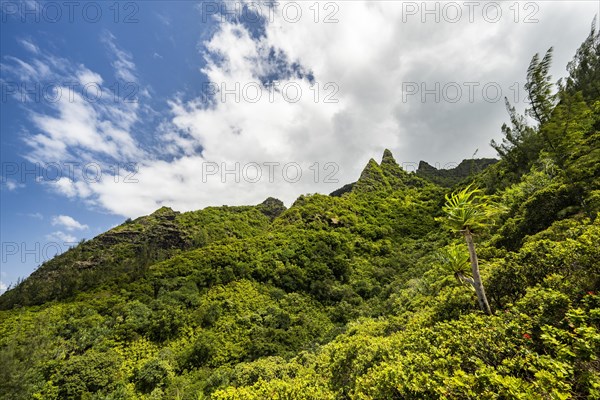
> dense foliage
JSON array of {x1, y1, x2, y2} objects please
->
[{"x1": 1, "y1": 24, "x2": 599, "y2": 399}]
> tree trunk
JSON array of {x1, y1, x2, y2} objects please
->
[{"x1": 464, "y1": 228, "x2": 492, "y2": 315}]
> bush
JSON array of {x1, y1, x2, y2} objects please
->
[{"x1": 134, "y1": 358, "x2": 173, "y2": 394}]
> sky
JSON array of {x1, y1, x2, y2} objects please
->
[{"x1": 0, "y1": 0, "x2": 598, "y2": 292}]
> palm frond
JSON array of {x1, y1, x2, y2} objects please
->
[
  {"x1": 438, "y1": 184, "x2": 504, "y2": 232},
  {"x1": 436, "y1": 243, "x2": 471, "y2": 285}
]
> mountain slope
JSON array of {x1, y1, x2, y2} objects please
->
[{"x1": 0, "y1": 199, "x2": 284, "y2": 309}]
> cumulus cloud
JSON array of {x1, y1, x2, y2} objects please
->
[
  {"x1": 49, "y1": 177, "x2": 77, "y2": 198},
  {"x1": 0, "y1": 281, "x2": 7, "y2": 295},
  {"x1": 51, "y1": 215, "x2": 89, "y2": 231},
  {"x1": 8, "y1": 2, "x2": 599, "y2": 218},
  {"x1": 46, "y1": 231, "x2": 78, "y2": 243}
]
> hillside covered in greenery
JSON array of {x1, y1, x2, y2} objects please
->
[{"x1": 1, "y1": 23, "x2": 599, "y2": 400}]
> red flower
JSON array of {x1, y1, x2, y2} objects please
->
[
  {"x1": 587, "y1": 291, "x2": 595, "y2": 295},
  {"x1": 523, "y1": 333, "x2": 532, "y2": 340}
]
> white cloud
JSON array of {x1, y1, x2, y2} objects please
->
[
  {"x1": 0, "y1": 55, "x2": 52, "y2": 82},
  {"x1": 28, "y1": 90, "x2": 140, "y2": 161},
  {"x1": 77, "y1": 67, "x2": 103, "y2": 87},
  {"x1": 27, "y1": 212, "x2": 44, "y2": 220},
  {"x1": 101, "y1": 31, "x2": 138, "y2": 83},
  {"x1": 43, "y1": 177, "x2": 95, "y2": 199},
  {"x1": 51, "y1": 215, "x2": 88, "y2": 231},
  {"x1": 16, "y1": 212, "x2": 44, "y2": 219},
  {"x1": 1, "y1": 39, "x2": 144, "y2": 165},
  {"x1": 46, "y1": 231, "x2": 78, "y2": 243},
  {"x1": 0, "y1": 272, "x2": 8, "y2": 294},
  {"x1": 19, "y1": 38, "x2": 40, "y2": 54},
  {"x1": 49, "y1": 177, "x2": 77, "y2": 198},
  {"x1": 2, "y1": 178, "x2": 25, "y2": 191},
  {"x1": 10, "y1": 2, "x2": 599, "y2": 218},
  {"x1": 155, "y1": 12, "x2": 171, "y2": 26}
]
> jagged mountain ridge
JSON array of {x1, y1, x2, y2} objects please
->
[
  {"x1": 0, "y1": 150, "x2": 500, "y2": 310},
  {"x1": 416, "y1": 158, "x2": 498, "y2": 187},
  {"x1": 330, "y1": 150, "x2": 498, "y2": 196},
  {"x1": 0, "y1": 150, "x2": 491, "y2": 310}
]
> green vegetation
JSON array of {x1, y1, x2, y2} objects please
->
[
  {"x1": 1, "y1": 24, "x2": 599, "y2": 399},
  {"x1": 437, "y1": 185, "x2": 503, "y2": 315},
  {"x1": 416, "y1": 158, "x2": 498, "y2": 187}
]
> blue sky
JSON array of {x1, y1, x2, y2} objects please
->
[
  {"x1": 1, "y1": 1, "x2": 219, "y2": 290},
  {"x1": 1, "y1": 0, "x2": 598, "y2": 291}
]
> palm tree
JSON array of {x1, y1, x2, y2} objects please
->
[
  {"x1": 437, "y1": 243, "x2": 476, "y2": 290},
  {"x1": 437, "y1": 185, "x2": 499, "y2": 315}
]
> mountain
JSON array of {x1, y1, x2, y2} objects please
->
[
  {"x1": 416, "y1": 158, "x2": 498, "y2": 187},
  {"x1": 1, "y1": 29, "x2": 599, "y2": 399},
  {"x1": 330, "y1": 152, "x2": 496, "y2": 197},
  {"x1": 0, "y1": 201, "x2": 282, "y2": 309}
]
